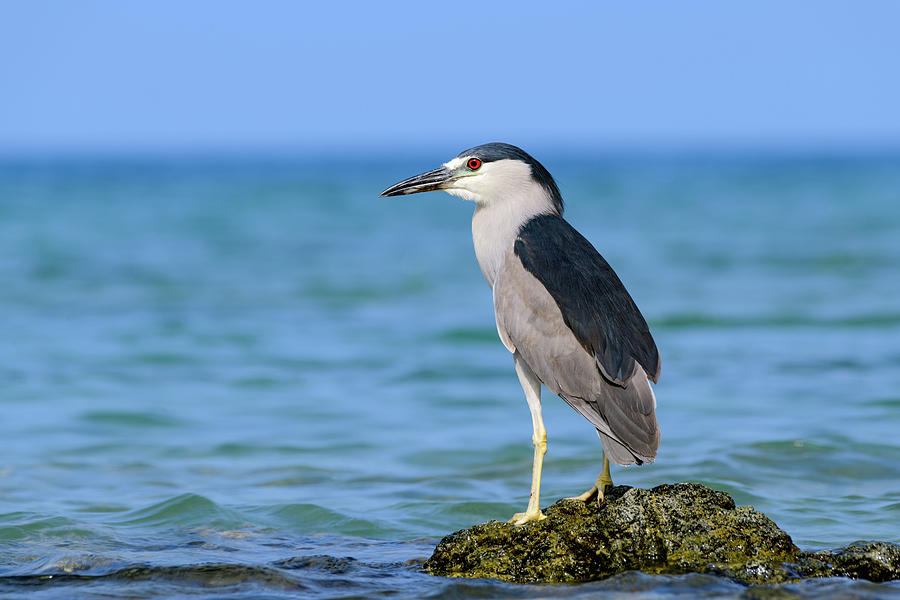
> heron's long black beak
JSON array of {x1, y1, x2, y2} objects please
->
[{"x1": 379, "y1": 167, "x2": 455, "y2": 197}]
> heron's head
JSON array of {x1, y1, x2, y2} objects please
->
[{"x1": 380, "y1": 142, "x2": 563, "y2": 215}]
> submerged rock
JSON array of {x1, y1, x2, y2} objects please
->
[{"x1": 424, "y1": 483, "x2": 900, "y2": 585}]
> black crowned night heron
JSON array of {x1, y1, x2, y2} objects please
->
[{"x1": 380, "y1": 143, "x2": 660, "y2": 526}]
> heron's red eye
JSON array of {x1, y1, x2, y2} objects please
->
[{"x1": 467, "y1": 158, "x2": 482, "y2": 170}]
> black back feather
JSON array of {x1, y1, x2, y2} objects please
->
[{"x1": 514, "y1": 214, "x2": 660, "y2": 386}]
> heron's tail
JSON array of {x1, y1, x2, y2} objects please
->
[
  {"x1": 596, "y1": 368, "x2": 660, "y2": 465},
  {"x1": 557, "y1": 364, "x2": 660, "y2": 467}
]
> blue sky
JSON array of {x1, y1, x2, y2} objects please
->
[{"x1": 2, "y1": 1, "x2": 899, "y2": 154}]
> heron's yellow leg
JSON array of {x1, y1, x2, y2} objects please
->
[
  {"x1": 509, "y1": 354, "x2": 547, "y2": 526},
  {"x1": 566, "y1": 452, "x2": 613, "y2": 504},
  {"x1": 509, "y1": 421, "x2": 547, "y2": 525}
]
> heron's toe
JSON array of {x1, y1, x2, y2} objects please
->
[
  {"x1": 508, "y1": 510, "x2": 546, "y2": 526},
  {"x1": 565, "y1": 486, "x2": 598, "y2": 503}
]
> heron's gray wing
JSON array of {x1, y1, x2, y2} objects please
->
[
  {"x1": 494, "y1": 224, "x2": 660, "y2": 464},
  {"x1": 514, "y1": 214, "x2": 660, "y2": 386}
]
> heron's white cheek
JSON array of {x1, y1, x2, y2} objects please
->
[{"x1": 445, "y1": 187, "x2": 479, "y2": 202}]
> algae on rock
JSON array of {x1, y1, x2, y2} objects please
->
[{"x1": 424, "y1": 482, "x2": 900, "y2": 585}]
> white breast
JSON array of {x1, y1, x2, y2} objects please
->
[
  {"x1": 472, "y1": 202, "x2": 523, "y2": 287},
  {"x1": 470, "y1": 188, "x2": 555, "y2": 288}
]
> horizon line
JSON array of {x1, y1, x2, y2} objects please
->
[{"x1": 2, "y1": 139, "x2": 900, "y2": 163}]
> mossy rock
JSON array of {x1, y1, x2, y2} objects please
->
[
  {"x1": 794, "y1": 541, "x2": 900, "y2": 583},
  {"x1": 424, "y1": 483, "x2": 900, "y2": 585}
]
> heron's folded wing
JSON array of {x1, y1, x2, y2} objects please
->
[{"x1": 513, "y1": 214, "x2": 660, "y2": 386}]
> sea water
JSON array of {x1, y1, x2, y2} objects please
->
[{"x1": 1, "y1": 153, "x2": 898, "y2": 598}]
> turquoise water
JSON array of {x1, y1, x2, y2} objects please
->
[{"x1": 1, "y1": 154, "x2": 899, "y2": 598}]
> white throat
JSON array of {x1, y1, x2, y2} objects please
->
[{"x1": 442, "y1": 159, "x2": 557, "y2": 288}]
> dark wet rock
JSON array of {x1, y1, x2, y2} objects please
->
[
  {"x1": 793, "y1": 541, "x2": 900, "y2": 583},
  {"x1": 424, "y1": 483, "x2": 900, "y2": 585}
]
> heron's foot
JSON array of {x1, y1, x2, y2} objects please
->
[
  {"x1": 566, "y1": 472, "x2": 614, "y2": 506},
  {"x1": 596, "y1": 472, "x2": 613, "y2": 504},
  {"x1": 508, "y1": 509, "x2": 546, "y2": 526},
  {"x1": 565, "y1": 485, "x2": 599, "y2": 503}
]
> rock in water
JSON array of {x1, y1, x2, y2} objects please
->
[{"x1": 424, "y1": 483, "x2": 900, "y2": 585}]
